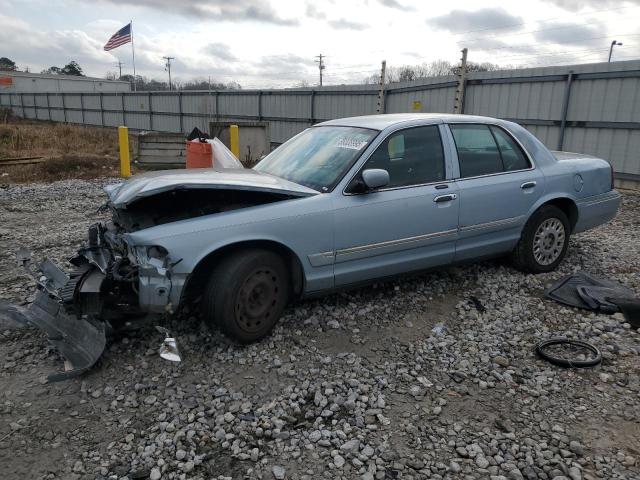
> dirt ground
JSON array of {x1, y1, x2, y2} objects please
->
[{"x1": 0, "y1": 180, "x2": 639, "y2": 480}]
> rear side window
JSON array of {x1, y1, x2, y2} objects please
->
[
  {"x1": 490, "y1": 126, "x2": 531, "y2": 171},
  {"x1": 450, "y1": 124, "x2": 530, "y2": 178}
]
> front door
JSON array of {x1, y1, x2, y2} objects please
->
[
  {"x1": 447, "y1": 123, "x2": 545, "y2": 261},
  {"x1": 332, "y1": 124, "x2": 459, "y2": 287}
]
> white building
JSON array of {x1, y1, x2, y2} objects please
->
[{"x1": 0, "y1": 71, "x2": 130, "y2": 93}]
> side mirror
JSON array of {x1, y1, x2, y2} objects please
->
[{"x1": 361, "y1": 169, "x2": 390, "y2": 190}]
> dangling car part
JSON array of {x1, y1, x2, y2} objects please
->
[{"x1": 0, "y1": 253, "x2": 106, "y2": 382}]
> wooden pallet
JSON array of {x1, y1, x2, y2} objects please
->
[{"x1": 0, "y1": 156, "x2": 45, "y2": 166}]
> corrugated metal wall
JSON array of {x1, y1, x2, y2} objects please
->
[{"x1": 1, "y1": 60, "x2": 639, "y2": 181}]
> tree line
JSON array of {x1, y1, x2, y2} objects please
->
[
  {"x1": 1, "y1": 56, "x2": 510, "y2": 89},
  {"x1": 363, "y1": 59, "x2": 507, "y2": 84}
]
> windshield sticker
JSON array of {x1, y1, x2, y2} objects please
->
[{"x1": 334, "y1": 136, "x2": 368, "y2": 150}]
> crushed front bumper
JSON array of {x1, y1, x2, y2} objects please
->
[
  {"x1": 0, "y1": 221, "x2": 182, "y2": 381},
  {"x1": 0, "y1": 257, "x2": 106, "y2": 382}
]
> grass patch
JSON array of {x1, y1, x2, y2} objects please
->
[{"x1": 0, "y1": 118, "x2": 141, "y2": 183}]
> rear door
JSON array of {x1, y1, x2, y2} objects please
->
[{"x1": 447, "y1": 123, "x2": 545, "y2": 261}]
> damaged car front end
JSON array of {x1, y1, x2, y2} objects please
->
[
  {"x1": 2, "y1": 168, "x2": 318, "y2": 381},
  {"x1": 4, "y1": 219, "x2": 181, "y2": 381}
]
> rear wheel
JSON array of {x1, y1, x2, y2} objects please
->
[
  {"x1": 511, "y1": 205, "x2": 570, "y2": 273},
  {"x1": 202, "y1": 249, "x2": 289, "y2": 343}
]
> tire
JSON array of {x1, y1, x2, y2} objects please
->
[
  {"x1": 535, "y1": 337, "x2": 602, "y2": 368},
  {"x1": 202, "y1": 249, "x2": 289, "y2": 343},
  {"x1": 511, "y1": 205, "x2": 570, "y2": 273}
]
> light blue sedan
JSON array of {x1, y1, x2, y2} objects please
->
[{"x1": 17, "y1": 114, "x2": 622, "y2": 362}]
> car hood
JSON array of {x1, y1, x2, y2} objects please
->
[{"x1": 104, "y1": 168, "x2": 318, "y2": 207}]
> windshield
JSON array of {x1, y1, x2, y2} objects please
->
[{"x1": 254, "y1": 126, "x2": 378, "y2": 191}]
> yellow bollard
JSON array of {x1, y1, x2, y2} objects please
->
[
  {"x1": 118, "y1": 126, "x2": 131, "y2": 178},
  {"x1": 230, "y1": 124, "x2": 240, "y2": 159}
]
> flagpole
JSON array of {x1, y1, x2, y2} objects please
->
[{"x1": 130, "y1": 20, "x2": 137, "y2": 91}]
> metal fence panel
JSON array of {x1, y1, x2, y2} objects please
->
[
  {"x1": 152, "y1": 114, "x2": 181, "y2": 133},
  {"x1": 124, "y1": 94, "x2": 151, "y2": 112},
  {"x1": 83, "y1": 95, "x2": 101, "y2": 110},
  {"x1": 218, "y1": 93, "x2": 258, "y2": 117},
  {"x1": 386, "y1": 87, "x2": 456, "y2": 114},
  {"x1": 1, "y1": 60, "x2": 639, "y2": 183},
  {"x1": 262, "y1": 93, "x2": 311, "y2": 120},
  {"x1": 104, "y1": 111, "x2": 124, "y2": 127},
  {"x1": 102, "y1": 94, "x2": 123, "y2": 111}
]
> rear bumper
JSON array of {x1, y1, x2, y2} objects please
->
[{"x1": 574, "y1": 190, "x2": 621, "y2": 233}]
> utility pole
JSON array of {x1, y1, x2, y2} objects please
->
[
  {"x1": 163, "y1": 56, "x2": 174, "y2": 90},
  {"x1": 115, "y1": 61, "x2": 124, "y2": 79},
  {"x1": 315, "y1": 54, "x2": 325, "y2": 87},
  {"x1": 376, "y1": 60, "x2": 387, "y2": 114},
  {"x1": 453, "y1": 48, "x2": 468, "y2": 114}
]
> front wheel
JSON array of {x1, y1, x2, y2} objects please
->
[
  {"x1": 511, "y1": 205, "x2": 570, "y2": 273},
  {"x1": 202, "y1": 249, "x2": 289, "y2": 343}
]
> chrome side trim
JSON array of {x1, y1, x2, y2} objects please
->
[
  {"x1": 334, "y1": 228, "x2": 457, "y2": 263},
  {"x1": 309, "y1": 214, "x2": 526, "y2": 267},
  {"x1": 308, "y1": 251, "x2": 335, "y2": 267},
  {"x1": 577, "y1": 191, "x2": 621, "y2": 207},
  {"x1": 459, "y1": 215, "x2": 524, "y2": 233}
]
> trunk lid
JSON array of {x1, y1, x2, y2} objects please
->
[
  {"x1": 551, "y1": 150, "x2": 598, "y2": 161},
  {"x1": 105, "y1": 168, "x2": 318, "y2": 208}
]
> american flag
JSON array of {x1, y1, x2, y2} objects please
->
[{"x1": 103, "y1": 23, "x2": 131, "y2": 51}]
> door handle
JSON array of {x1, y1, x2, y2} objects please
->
[
  {"x1": 521, "y1": 181, "x2": 537, "y2": 189},
  {"x1": 433, "y1": 193, "x2": 457, "y2": 203}
]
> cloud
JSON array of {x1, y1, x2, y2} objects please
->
[
  {"x1": 254, "y1": 53, "x2": 314, "y2": 74},
  {"x1": 328, "y1": 18, "x2": 368, "y2": 30},
  {"x1": 540, "y1": 0, "x2": 640, "y2": 11},
  {"x1": 305, "y1": 3, "x2": 326, "y2": 20},
  {"x1": 205, "y1": 42, "x2": 236, "y2": 62},
  {"x1": 532, "y1": 21, "x2": 603, "y2": 46},
  {"x1": 471, "y1": 37, "x2": 538, "y2": 55},
  {"x1": 378, "y1": 0, "x2": 413, "y2": 9},
  {"x1": 92, "y1": 0, "x2": 299, "y2": 26},
  {"x1": 427, "y1": 7, "x2": 523, "y2": 33},
  {"x1": 0, "y1": 13, "x2": 113, "y2": 71}
]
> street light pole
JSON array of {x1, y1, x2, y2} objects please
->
[{"x1": 608, "y1": 40, "x2": 623, "y2": 63}]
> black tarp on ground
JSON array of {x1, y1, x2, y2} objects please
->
[{"x1": 545, "y1": 272, "x2": 640, "y2": 327}]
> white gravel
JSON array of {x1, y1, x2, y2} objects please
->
[{"x1": 0, "y1": 179, "x2": 639, "y2": 480}]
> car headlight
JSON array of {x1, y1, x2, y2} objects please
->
[{"x1": 133, "y1": 245, "x2": 169, "y2": 269}]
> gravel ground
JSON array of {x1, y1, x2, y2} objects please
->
[{"x1": 0, "y1": 179, "x2": 639, "y2": 480}]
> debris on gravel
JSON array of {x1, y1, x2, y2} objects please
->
[{"x1": 1, "y1": 179, "x2": 639, "y2": 480}]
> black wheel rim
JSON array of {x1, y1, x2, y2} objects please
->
[
  {"x1": 535, "y1": 337, "x2": 602, "y2": 368},
  {"x1": 235, "y1": 267, "x2": 280, "y2": 333}
]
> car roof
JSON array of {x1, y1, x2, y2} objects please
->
[{"x1": 316, "y1": 113, "x2": 502, "y2": 131}]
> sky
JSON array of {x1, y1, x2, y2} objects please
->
[{"x1": 1, "y1": 0, "x2": 640, "y2": 88}]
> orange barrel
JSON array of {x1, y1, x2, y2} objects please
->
[{"x1": 186, "y1": 141, "x2": 214, "y2": 168}]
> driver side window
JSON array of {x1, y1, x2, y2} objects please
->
[{"x1": 362, "y1": 125, "x2": 445, "y2": 189}]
